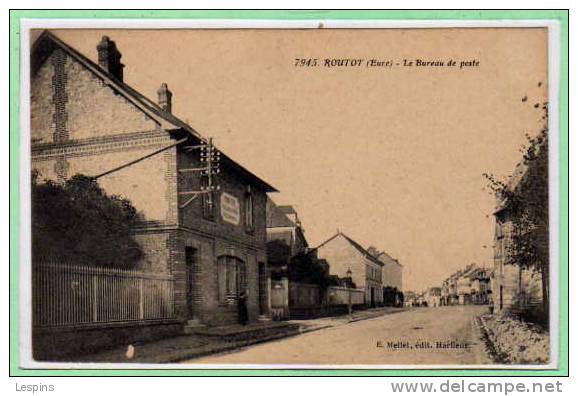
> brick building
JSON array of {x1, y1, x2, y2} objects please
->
[
  {"x1": 311, "y1": 232, "x2": 383, "y2": 307},
  {"x1": 30, "y1": 31, "x2": 277, "y2": 331}
]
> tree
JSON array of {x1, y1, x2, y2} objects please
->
[
  {"x1": 288, "y1": 252, "x2": 330, "y2": 287},
  {"x1": 32, "y1": 172, "x2": 143, "y2": 268},
  {"x1": 266, "y1": 239, "x2": 292, "y2": 267},
  {"x1": 484, "y1": 97, "x2": 549, "y2": 319}
]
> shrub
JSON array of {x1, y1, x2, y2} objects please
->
[{"x1": 32, "y1": 172, "x2": 143, "y2": 268}]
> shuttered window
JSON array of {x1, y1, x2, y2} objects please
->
[{"x1": 217, "y1": 256, "x2": 247, "y2": 305}]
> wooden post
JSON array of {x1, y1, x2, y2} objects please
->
[
  {"x1": 139, "y1": 277, "x2": 144, "y2": 320},
  {"x1": 267, "y1": 275, "x2": 272, "y2": 316},
  {"x1": 92, "y1": 274, "x2": 98, "y2": 322}
]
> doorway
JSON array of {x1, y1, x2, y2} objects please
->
[
  {"x1": 258, "y1": 262, "x2": 268, "y2": 315},
  {"x1": 370, "y1": 287, "x2": 375, "y2": 307},
  {"x1": 185, "y1": 247, "x2": 198, "y2": 319}
]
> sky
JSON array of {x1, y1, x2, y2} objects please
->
[{"x1": 41, "y1": 28, "x2": 548, "y2": 292}]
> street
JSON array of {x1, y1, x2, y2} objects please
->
[{"x1": 184, "y1": 306, "x2": 490, "y2": 365}]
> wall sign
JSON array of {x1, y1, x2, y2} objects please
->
[{"x1": 220, "y1": 192, "x2": 240, "y2": 225}]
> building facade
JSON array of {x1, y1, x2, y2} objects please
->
[
  {"x1": 312, "y1": 232, "x2": 384, "y2": 307},
  {"x1": 269, "y1": 203, "x2": 309, "y2": 254},
  {"x1": 493, "y1": 192, "x2": 543, "y2": 313},
  {"x1": 425, "y1": 287, "x2": 442, "y2": 307},
  {"x1": 374, "y1": 251, "x2": 403, "y2": 291},
  {"x1": 31, "y1": 32, "x2": 277, "y2": 330},
  {"x1": 439, "y1": 264, "x2": 491, "y2": 306}
]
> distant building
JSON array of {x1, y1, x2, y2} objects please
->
[
  {"x1": 265, "y1": 199, "x2": 308, "y2": 279},
  {"x1": 366, "y1": 247, "x2": 403, "y2": 291},
  {"x1": 456, "y1": 264, "x2": 479, "y2": 305},
  {"x1": 266, "y1": 199, "x2": 308, "y2": 256},
  {"x1": 425, "y1": 287, "x2": 442, "y2": 307},
  {"x1": 366, "y1": 246, "x2": 403, "y2": 306},
  {"x1": 440, "y1": 264, "x2": 491, "y2": 306},
  {"x1": 441, "y1": 272, "x2": 460, "y2": 306},
  {"x1": 311, "y1": 232, "x2": 384, "y2": 307},
  {"x1": 470, "y1": 267, "x2": 492, "y2": 305},
  {"x1": 404, "y1": 291, "x2": 416, "y2": 307}
]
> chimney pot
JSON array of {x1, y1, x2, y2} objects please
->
[
  {"x1": 97, "y1": 36, "x2": 124, "y2": 82},
  {"x1": 157, "y1": 83, "x2": 173, "y2": 113}
]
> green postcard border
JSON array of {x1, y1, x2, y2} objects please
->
[{"x1": 9, "y1": 9, "x2": 569, "y2": 377}]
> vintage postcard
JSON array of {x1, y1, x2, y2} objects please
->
[{"x1": 16, "y1": 18, "x2": 563, "y2": 371}]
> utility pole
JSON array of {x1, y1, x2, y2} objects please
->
[
  {"x1": 92, "y1": 135, "x2": 221, "y2": 209},
  {"x1": 178, "y1": 137, "x2": 221, "y2": 208}
]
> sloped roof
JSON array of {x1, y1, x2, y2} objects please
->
[
  {"x1": 376, "y1": 251, "x2": 403, "y2": 267},
  {"x1": 266, "y1": 198, "x2": 296, "y2": 228},
  {"x1": 32, "y1": 30, "x2": 277, "y2": 192},
  {"x1": 277, "y1": 205, "x2": 297, "y2": 215},
  {"x1": 365, "y1": 246, "x2": 403, "y2": 268},
  {"x1": 366, "y1": 246, "x2": 381, "y2": 257},
  {"x1": 312, "y1": 232, "x2": 384, "y2": 266}
]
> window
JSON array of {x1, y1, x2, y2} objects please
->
[
  {"x1": 245, "y1": 190, "x2": 254, "y2": 232},
  {"x1": 217, "y1": 256, "x2": 247, "y2": 305}
]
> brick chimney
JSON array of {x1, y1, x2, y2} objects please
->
[
  {"x1": 97, "y1": 36, "x2": 124, "y2": 82},
  {"x1": 157, "y1": 83, "x2": 172, "y2": 113}
]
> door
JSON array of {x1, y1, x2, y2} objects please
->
[
  {"x1": 185, "y1": 247, "x2": 198, "y2": 319},
  {"x1": 258, "y1": 262, "x2": 268, "y2": 315},
  {"x1": 370, "y1": 287, "x2": 375, "y2": 307}
]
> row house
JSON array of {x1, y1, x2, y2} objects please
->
[
  {"x1": 312, "y1": 232, "x2": 384, "y2": 307},
  {"x1": 441, "y1": 272, "x2": 460, "y2": 306},
  {"x1": 456, "y1": 265, "x2": 480, "y2": 305},
  {"x1": 440, "y1": 264, "x2": 491, "y2": 306},
  {"x1": 31, "y1": 31, "x2": 277, "y2": 336},
  {"x1": 425, "y1": 287, "x2": 442, "y2": 307},
  {"x1": 470, "y1": 268, "x2": 492, "y2": 305}
]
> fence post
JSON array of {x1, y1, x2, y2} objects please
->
[
  {"x1": 92, "y1": 273, "x2": 98, "y2": 322},
  {"x1": 139, "y1": 277, "x2": 144, "y2": 320}
]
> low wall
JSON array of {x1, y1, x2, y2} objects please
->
[
  {"x1": 289, "y1": 304, "x2": 350, "y2": 320},
  {"x1": 289, "y1": 282, "x2": 321, "y2": 307},
  {"x1": 326, "y1": 286, "x2": 365, "y2": 306},
  {"x1": 271, "y1": 281, "x2": 366, "y2": 320},
  {"x1": 32, "y1": 320, "x2": 183, "y2": 361}
]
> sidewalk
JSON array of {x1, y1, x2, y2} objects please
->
[
  {"x1": 71, "y1": 306, "x2": 406, "y2": 363},
  {"x1": 290, "y1": 306, "x2": 406, "y2": 328}
]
